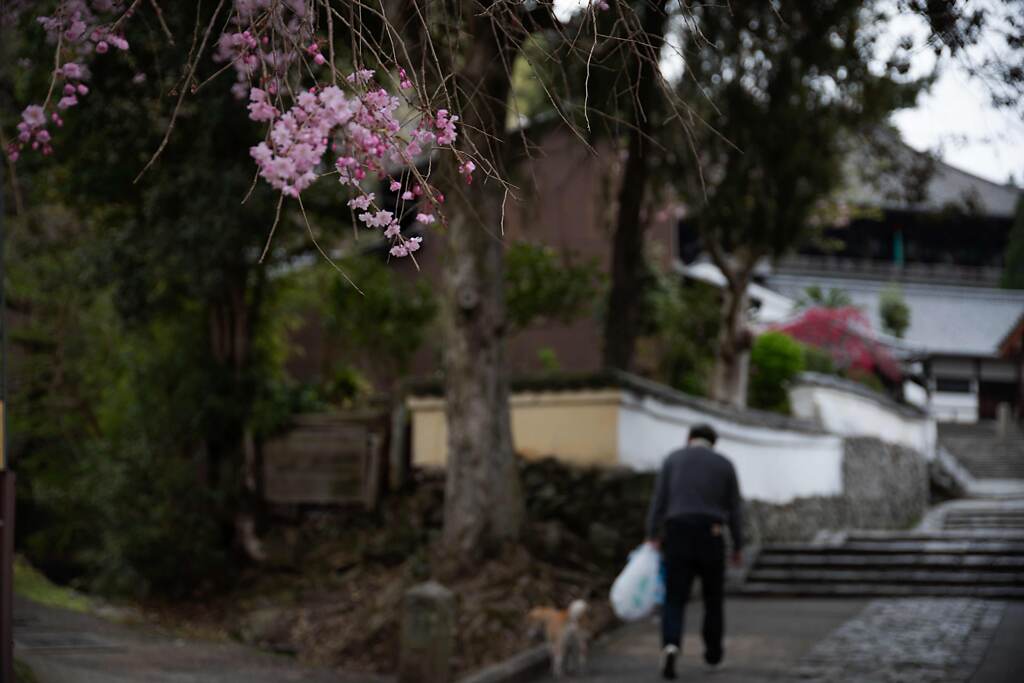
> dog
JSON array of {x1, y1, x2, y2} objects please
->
[{"x1": 527, "y1": 599, "x2": 589, "y2": 677}]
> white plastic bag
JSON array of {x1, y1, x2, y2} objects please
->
[{"x1": 609, "y1": 544, "x2": 662, "y2": 621}]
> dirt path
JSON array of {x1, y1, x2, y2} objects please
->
[{"x1": 15, "y1": 596, "x2": 390, "y2": 683}]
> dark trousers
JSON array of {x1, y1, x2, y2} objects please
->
[{"x1": 661, "y1": 514, "x2": 725, "y2": 664}]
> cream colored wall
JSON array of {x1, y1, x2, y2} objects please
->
[{"x1": 408, "y1": 390, "x2": 622, "y2": 468}]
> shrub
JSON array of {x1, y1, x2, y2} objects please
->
[
  {"x1": 645, "y1": 273, "x2": 720, "y2": 397},
  {"x1": 749, "y1": 332, "x2": 806, "y2": 413},
  {"x1": 879, "y1": 284, "x2": 911, "y2": 338},
  {"x1": 505, "y1": 242, "x2": 605, "y2": 330},
  {"x1": 803, "y1": 344, "x2": 836, "y2": 375}
]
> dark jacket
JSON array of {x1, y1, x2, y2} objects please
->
[{"x1": 646, "y1": 443, "x2": 744, "y2": 549}]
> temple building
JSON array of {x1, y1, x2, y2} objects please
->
[{"x1": 703, "y1": 146, "x2": 1024, "y2": 423}]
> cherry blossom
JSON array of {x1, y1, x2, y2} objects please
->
[
  {"x1": 458, "y1": 160, "x2": 476, "y2": 184},
  {"x1": 347, "y1": 193, "x2": 375, "y2": 211},
  {"x1": 11, "y1": 1, "x2": 467, "y2": 261}
]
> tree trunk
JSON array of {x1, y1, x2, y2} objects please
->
[
  {"x1": 441, "y1": 13, "x2": 523, "y2": 563},
  {"x1": 206, "y1": 276, "x2": 267, "y2": 562},
  {"x1": 602, "y1": 0, "x2": 670, "y2": 371},
  {"x1": 711, "y1": 278, "x2": 752, "y2": 407}
]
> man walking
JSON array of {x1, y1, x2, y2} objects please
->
[{"x1": 646, "y1": 423, "x2": 743, "y2": 680}]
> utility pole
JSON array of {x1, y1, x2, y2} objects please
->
[{"x1": 0, "y1": 156, "x2": 14, "y2": 683}]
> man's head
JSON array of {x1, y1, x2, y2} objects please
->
[{"x1": 688, "y1": 423, "x2": 718, "y2": 446}]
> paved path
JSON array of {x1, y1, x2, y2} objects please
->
[
  {"x1": 538, "y1": 597, "x2": 1023, "y2": 683},
  {"x1": 538, "y1": 599, "x2": 867, "y2": 682},
  {"x1": 970, "y1": 602, "x2": 1024, "y2": 683},
  {"x1": 15, "y1": 596, "x2": 388, "y2": 683}
]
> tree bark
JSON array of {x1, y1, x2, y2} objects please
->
[
  {"x1": 206, "y1": 275, "x2": 268, "y2": 562},
  {"x1": 602, "y1": 0, "x2": 670, "y2": 371},
  {"x1": 441, "y1": 11, "x2": 523, "y2": 563},
  {"x1": 711, "y1": 277, "x2": 752, "y2": 408}
]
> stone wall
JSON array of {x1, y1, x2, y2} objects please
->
[
  {"x1": 747, "y1": 437, "x2": 929, "y2": 544},
  {"x1": 520, "y1": 458, "x2": 654, "y2": 567},
  {"x1": 519, "y1": 436, "x2": 929, "y2": 554}
]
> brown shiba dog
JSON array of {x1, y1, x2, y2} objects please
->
[{"x1": 527, "y1": 599, "x2": 589, "y2": 677}]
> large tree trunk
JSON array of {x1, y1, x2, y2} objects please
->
[
  {"x1": 206, "y1": 276, "x2": 267, "y2": 562},
  {"x1": 441, "y1": 12, "x2": 523, "y2": 563},
  {"x1": 602, "y1": 0, "x2": 670, "y2": 371},
  {"x1": 711, "y1": 277, "x2": 752, "y2": 407}
]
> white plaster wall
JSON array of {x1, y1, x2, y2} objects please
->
[
  {"x1": 616, "y1": 392, "x2": 844, "y2": 504},
  {"x1": 932, "y1": 392, "x2": 979, "y2": 423},
  {"x1": 904, "y1": 381, "x2": 929, "y2": 409},
  {"x1": 789, "y1": 384, "x2": 937, "y2": 459}
]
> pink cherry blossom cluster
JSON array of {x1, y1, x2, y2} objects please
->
[
  {"x1": 398, "y1": 68, "x2": 413, "y2": 90},
  {"x1": 246, "y1": 69, "x2": 456, "y2": 258},
  {"x1": 57, "y1": 61, "x2": 90, "y2": 110},
  {"x1": 8, "y1": 1, "x2": 129, "y2": 161},
  {"x1": 11, "y1": 1, "x2": 471, "y2": 263},
  {"x1": 247, "y1": 87, "x2": 277, "y2": 122},
  {"x1": 434, "y1": 109, "x2": 458, "y2": 145},
  {"x1": 215, "y1": 0, "x2": 311, "y2": 100},
  {"x1": 10, "y1": 106, "x2": 52, "y2": 161},
  {"x1": 458, "y1": 160, "x2": 477, "y2": 184},
  {"x1": 307, "y1": 42, "x2": 327, "y2": 66},
  {"x1": 348, "y1": 178, "x2": 438, "y2": 260},
  {"x1": 36, "y1": 1, "x2": 130, "y2": 56}
]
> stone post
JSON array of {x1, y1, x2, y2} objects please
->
[
  {"x1": 997, "y1": 402, "x2": 1012, "y2": 439},
  {"x1": 400, "y1": 581, "x2": 455, "y2": 683}
]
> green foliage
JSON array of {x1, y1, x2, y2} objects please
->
[
  {"x1": 797, "y1": 286, "x2": 854, "y2": 310},
  {"x1": 507, "y1": 36, "x2": 557, "y2": 129},
  {"x1": 537, "y1": 348, "x2": 561, "y2": 373},
  {"x1": 803, "y1": 344, "x2": 837, "y2": 375},
  {"x1": 320, "y1": 256, "x2": 438, "y2": 387},
  {"x1": 504, "y1": 242, "x2": 605, "y2": 330},
  {"x1": 847, "y1": 368, "x2": 887, "y2": 394},
  {"x1": 14, "y1": 556, "x2": 91, "y2": 612},
  {"x1": 11, "y1": 279, "x2": 230, "y2": 597},
  {"x1": 749, "y1": 333, "x2": 806, "y2": 413},
  {"x1": 667, "y1": 2, "x2": 927, "y2": 265},
  {"x1": 879, "y1": 284, "x2": 911, "y2": 338},
  {"x1": 645, "y1": 272, "x2": 720, "y2": 397},
  {"x1": 2, "y1": 4, "x2": 359, "y2": 598},
  {"x1": 77, "y1": 441, "x2": 228, "y2": 598},
  {"x1": 1002, "y1": 195, "x2": 1024, "y2": 289},
  {"x1": 14, "y1": 659, "x2": 39, "y2": 683}
]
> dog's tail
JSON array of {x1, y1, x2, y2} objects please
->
[{"x1": 567, "y1": 599, "x2": 588, "y2": 623}]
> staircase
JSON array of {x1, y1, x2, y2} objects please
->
[
  {"x1": 939, "y1": 422, "x2": 1024, "y2": 480},
  {"x1": 740, "y1": 507, "x2": 1024, "y2": 599}
]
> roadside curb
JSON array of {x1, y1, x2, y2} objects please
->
[
  {"x1": 457, "y1": 645, "x2": 549, "y2": 683},
  {"x1": 456, "y1": 617, "x2": 645, "y2": 683}
]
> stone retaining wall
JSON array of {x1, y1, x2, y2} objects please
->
[
  {"x1": 521, "y1": 436, "x2": 929, "y2": 552},
  {"x1": 748, "y1": 437, "x2": 928, "y2": 543}
]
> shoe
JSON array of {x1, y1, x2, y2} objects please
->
[
  {"x1": 704, "y1": 658, "x2": 726, "y2": 673},
  {"x1": 661, "y1": 645, "x2": 678, "y2": 680}
]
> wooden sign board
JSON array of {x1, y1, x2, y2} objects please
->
[{"x1": 263, "y1": 412, "x2": 386, "y2": 507}]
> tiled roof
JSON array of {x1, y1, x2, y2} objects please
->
[
  {"x1": 767, "y1": 274, "x2": 1024, "y2": 357},
  {"x1": 842, "y1": 137, "x2": 1021, "y2": 218}
]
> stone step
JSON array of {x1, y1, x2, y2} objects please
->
[
  {"x1": 756, "y1": 553, "x2": 1024, "y2": 570},
  {"x1": 765, "y1": 542, "x2": 1024, "y2": 555},
  {"x1": 737, "y1": 582, "x2": 1024, "y2": 599},
  {"x1": 944, "y1": 517, "x2": 1024, "y2": 523},
  {"x1": 937, "y1": 528, "x2": 1024, "y2": 532},
  {"x1": 746, "y1": 568, "x2": 1024, "y2": 585},
  {"x1": 944, "y1": 523, "x2": 1024, "y2": 530},
  {"x1": 945, "y1": 514, "x2": 1024, "y2": 520},
  {"x1": 844, "y1": 529, "x2": 1024, "y2": 541}
]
